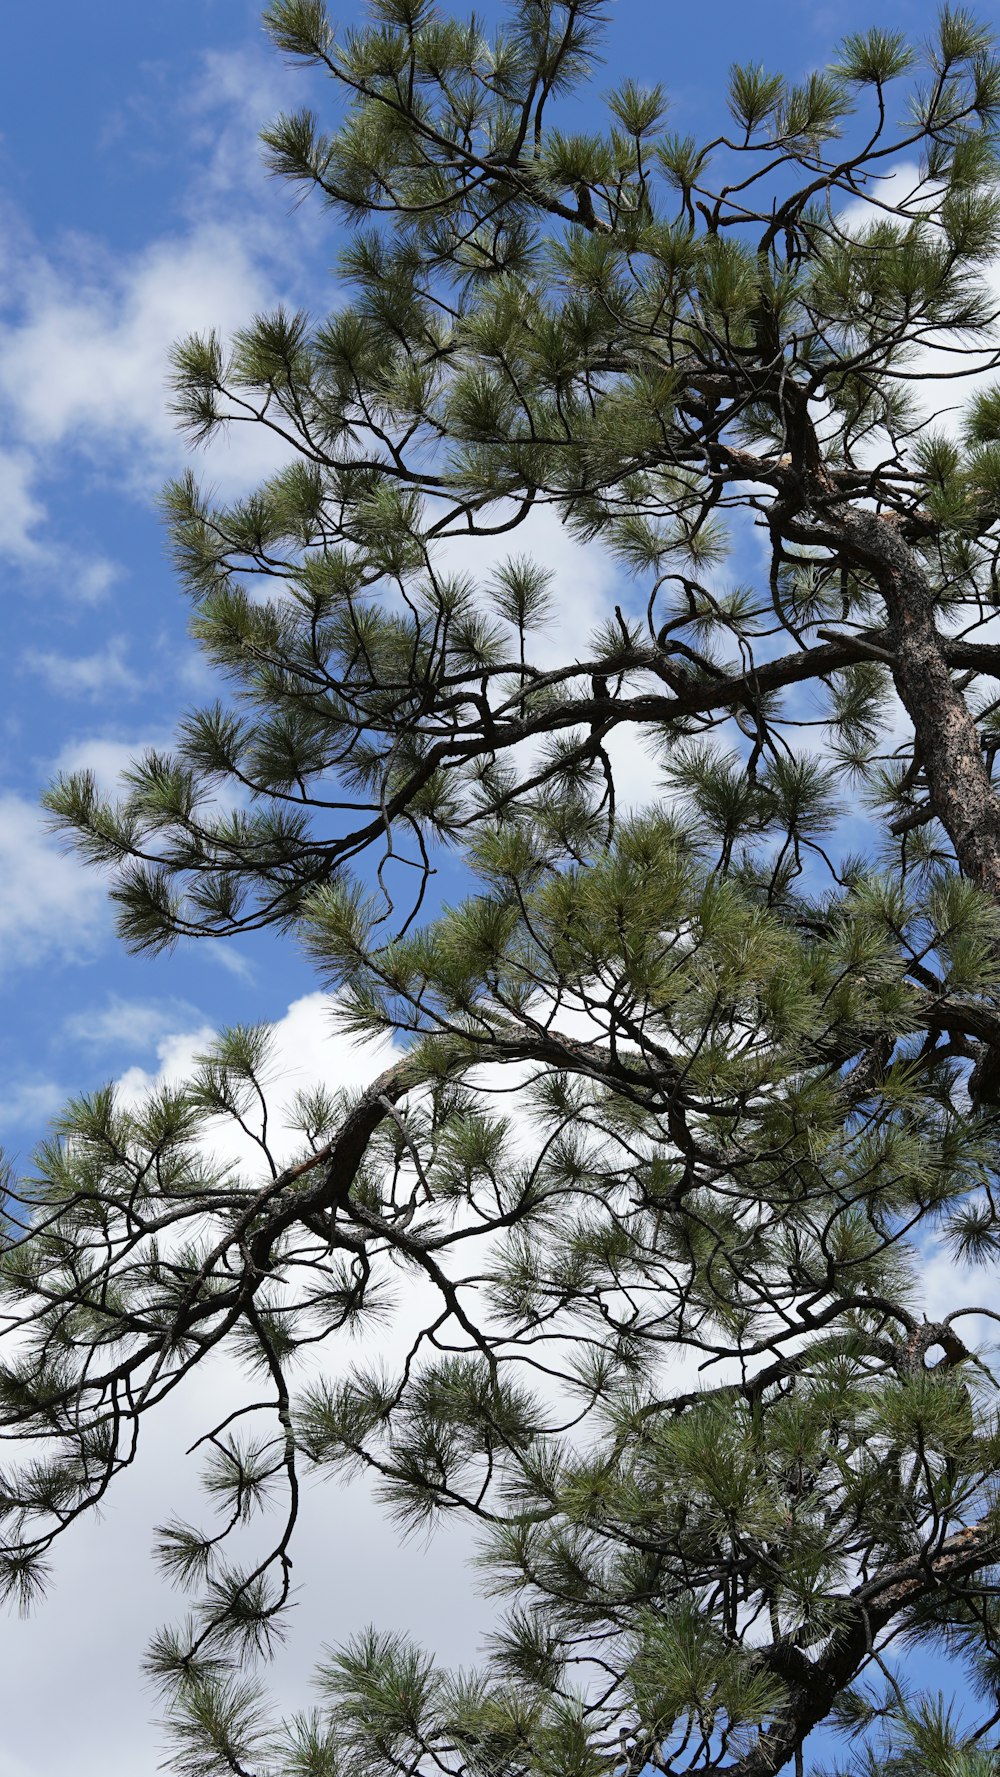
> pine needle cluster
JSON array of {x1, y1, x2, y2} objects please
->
[{"x1": 16, "y1": 3, "x2": 1000, "y2": 1772}]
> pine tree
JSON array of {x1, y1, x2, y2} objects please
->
[{"x1": 12, "y1": 2, "x2": 1000, "y2": 1771}]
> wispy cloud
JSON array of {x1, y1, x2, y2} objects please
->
[
  {"x1": 52, "y1": 730, "x2": 175, "y2": 793},
  {"x1": 0, "y1": 1077, "x2": 65, "y2": 1130},
  {"x1": 0, "y1": 445, "x2": 120, "y2": 599},
  {"x1": 201, "y1": 938, "x2": 258, "y2": 982},
  {"x1": 0, "y1": 446, "x2": 48, "y2": 562},
  {"x1": 22, "y1": 637, "x2": 143, "y2": 700},
  {"x1": 113, "y1": 990, "x2": 397, "y2": 1155},
  {"x1": 0, "y1": 793, "x2": 107, "y2": 970},
  {"x1": 0, "y1": 223, "x2": 287, "y2": 495},
  {"x1": 62, "y1": 994, "x2": 203, "y2": 1053},
  {"x1": 0, "y1": 48, "x2": 319, "y2": 633}
]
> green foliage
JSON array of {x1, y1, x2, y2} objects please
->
[
  {"x1": 21, "y1": 2, "x2": 1000, "y2": 1774},
  {"x1": 833, "y1": 28, "x2": 915, "y2": 85}
]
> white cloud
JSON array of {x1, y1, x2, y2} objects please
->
[
  {"x1": 836, "y1": 160, "x2": 929, "y2": 236},
  {"x1": 1, "y1": 994, "x2": 988, "y2": 1777},
  {"x1": 115, "y1": 1021, "x2": 218, "y2": 1110},
  {"x1": 0, "y1": 991, "x2": 492, "y2": 1777},
  {"x1": 61, "y1": 994, "x2": 203, "y2": 1054},
  {"x1": 0, "y1": 1346, "x2": 486, "y2": 1777},
  {"x1": 0, "y1": 222, "x2": 296, "y2": 504},
  {"x1": 114, "y1": 990, "x2": 396, "y2": 1150},
  {"x1": 52, "y1": 730, "x2": 175, "y2": 794},
  {"x1": 49, "y1": 719, "x2": 247, "y2": 839},
  {"x1": 0, "y1": 1078, "x2": 64, "y2": 1130},
  {"x1": 201, "y1": 937, "x2": 258, "y2": 981},
  {"x1": 181, "y1": 47, "x2": 303, "y2": 218},
  {"x1": 438, "y1": 505, "x2": 670, "y2": 810},
  {"x1": 0, "y1": 47, "x2": 321, "y2": 628},
  {"x1": 0, "y1": 39, "x2": 471, "y2": 1777},
  {"x1": 837, "y1": 160, "x2": 1000, "y2": 437},
  {"x1": 0, "y1": 447, "x2": 48, "y2": 563},
  {"x1": 0, "y1": 198, "x2": 131, "y2": 592},
  {"x1": 0, "y1": 794, "x2": 107, "y2": 971},
  {"x1": 0, "y1": 446, "x2": 119, "y2": 603},
  {"x1": 9, "y1": 62, "x2": 1000, "y2": 1777},
  {"x1": 22, "y1": 636, "x2": 142, "y2": 700},
  {"x1": 603, "y1": 723, "x2": 664, "y2": 812},
  {"x1": 75, "y1": 558, "x2": 121, "y2": 603},
  {"x1": 918, "y1": 1237, "x2": 1000, "y2": 1363},
  {"x1": 439, "y1": 502, "x2": 625, "y2": 670}
]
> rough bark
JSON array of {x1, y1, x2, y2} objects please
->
[
  {"x1": 735, "y1": 1520, "x2": 1000, "y2": 1777},
  {"x1": 826, "y1": 501, "x2": 1000, "y2": 897}
]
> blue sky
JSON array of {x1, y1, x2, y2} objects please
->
[
  {"x1": 0, "y1": 2, "x2": 984, "y2": 1773},
  {"x1": 0, "y1": 0, "x2": 943, "y2": 1141}
]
